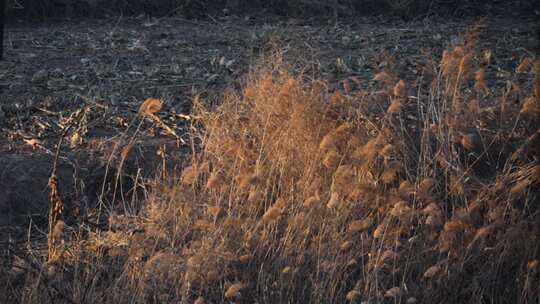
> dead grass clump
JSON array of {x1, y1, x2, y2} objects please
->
[{"x1": 13, "y1": 29, "x2": 539, "y2": 304}]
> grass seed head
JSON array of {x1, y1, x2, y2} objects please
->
[
  {"x1": 181, "y1": 165, "x2": 199, "y2": 185},
  {"x1": 248, "y1": 188, "x2": 263, "y2": 204},
  {"x1": 340, "y1": 241, "x2": 353, "y2": 252},
  {"x1": 262, "y1": 206, "x2": 281, "y2": 223},
  {"x1": 385, "y1": 287, "x2": 401, "y2": 298},
  {"x1": 206, "y1": 171, "x2": 224, "y2": 189},
  {"x1": 510, "y1": 179, "x2": 530, "y2": 195},
  {"x1": 239, "y1": 254, "x2": 252, "y2": 264},
  {"x1": 460, "y1": 133, "x2": 478, "y2": 150},
  {"x1": 51, "y1": 220, "x2": 65, "y2": 246},
  {"x1": 423, "y1": 265, "x2": 441, "y2": 278},
  {"x1": 528, "y1": 260, "x2": 539, "y2": 270},
  {"x1": 224, "y1": 282, "x2": 245, "y2": 299},
  {"x1": 326, "y1": 192, "x2": 341, "y2": 209},
  {"x1": 398, "y1": 180, "x2": 414, "y2": 197},
  {"x1": 393, "y1": 79, "x2": 406, "y2": 97},
  {"x1": 138, "y1": 98, "x2": 162, "y2": 116},
  {"x1": 346, "y1": 290, "x2": 361, "y2": 301},
  {"x1": 474, "y1": 68, "x2": 488, "y2": 93},
  {"x1": 373, "y1": 70, "x2": 391, "y2": 82},
  {"x1": 323, "y1": 150, "x2": 341, "y2": 169},
  {"x1": 387, "y1": 99, "x2": 402, "y2": 114},
  {"x1": 390, "y1": 201, "x2": 412, "y2": 218},
  {"x1": 520, "y1": 97, "x2": 538, "y2": 115},
  {"x1": 194, "y1": 296, "x2": 205, "y2": 304},
  {"x1": 373, "y1": 223, "x2": 386, "y2": 239},
  {"x1": 332, "y1": 165, "x2": 356, "y2": 194},
  {"x1": 417, "y1": 178, "x2": 436, "y2": 198},
  {"x1": 348, "y1": 217, "x2": 373, "y2": 234},
  {"x1": 516, "y1": 57, "x2": 533, "y2": 73},
  {"x1": 303, "y1": 195, "x2": 321, "y2": 209}
]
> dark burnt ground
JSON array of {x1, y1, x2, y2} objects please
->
[{"x1": 0, "y1": 15, "x2": 537, "y2": 245}]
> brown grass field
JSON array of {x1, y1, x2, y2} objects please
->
[{"x1": 0, "y1": 4, "x2": 539, "y2": 304}]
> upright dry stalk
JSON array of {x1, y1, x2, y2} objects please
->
[
  {"x1": 47, "y1": 174, "x2": 64, "y2": 261},
  {"x1": 47, "y1": 113, "x2": 74, "y2": 262}
]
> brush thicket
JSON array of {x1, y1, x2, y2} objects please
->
[{"x1": 9, "y1": 29, "x2": 539, "y2": 304}]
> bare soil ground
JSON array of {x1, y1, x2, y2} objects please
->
[{"x1": 0, "y1": 15, "x2": 538, "y2": 249}]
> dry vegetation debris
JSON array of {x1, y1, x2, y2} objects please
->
[{"x1": 0, "y1": 15, "x2": 539, "y2": 304}]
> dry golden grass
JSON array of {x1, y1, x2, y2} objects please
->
[{"x1": 5, "y1": 28, "x2": 539, "y2": 303}]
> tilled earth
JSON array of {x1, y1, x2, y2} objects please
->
[{"x1": 0, "y1": 15, "x2": 538, "y2": 245}]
